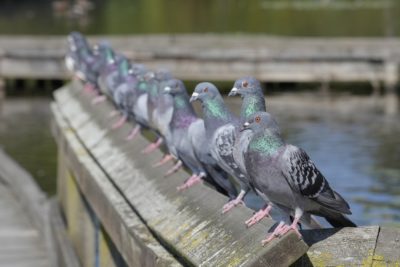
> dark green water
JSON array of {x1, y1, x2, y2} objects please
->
[{"x1": 0, "y1": 0, "x2": 400, "y2": 37}]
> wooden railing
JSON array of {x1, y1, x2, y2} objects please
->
[{"x1": 50, "y1": 81, "x2": 400, "y2": 266}]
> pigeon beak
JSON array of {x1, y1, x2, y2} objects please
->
[
  {"x1": 189, "y1": 92, "x2": 199, "y2": 102},
  {"x1": 228, "y1": 87, "x2": 238, "y2": 97},
  {"x1": 163, "y1": 86, "x2": 171, "y2": 94},
  {"x1": 240, "y1": 122, "x2": 250, "y2": 132}
]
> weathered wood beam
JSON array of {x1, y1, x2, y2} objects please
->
[{"x1": 52, "y1": 81, "x2": 309, "y2": 266}]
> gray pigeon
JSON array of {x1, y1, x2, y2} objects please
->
[
  {"x1": 163, "y1": 79, "x2": 238, "y2": 198},
  {"x1": 228, "y1": 77, "x2": 272, "y2": 225},
  {"x1": 141, "y1": 69, "x2": 174, "y2": 154},
  {"x1": 111, "y1": 63, "x2": 147, "y2": 132},
  {"x1": 241, "y1": 111, "x2": 356, "y2": 244},
  {"x1": 189, "y1": 82, "x2": 264, "y2": 213}
]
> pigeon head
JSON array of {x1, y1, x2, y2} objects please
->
[
  {"x1": 229, "y1": 77, "x2": 263, "y2": 97},
  {"x1": 93, "y1": 42, "x2": 109, "y2": 56},
  {"x1": 144, "y1": 71, "x2": 156, "y2": 81},
  {"x1": 67, "y1": 32, "x2": 88, "y2": 51},
  {"x1": 240, "y1": 111, "x2": 280, "y2": 135},
  {"x1": 155, "y1": 69, "x2": 173, "y2": 81},
  {"x1": 163, "y1": 79, "x2": 186, "y2": 95},
  {"x1": 190, "y1": 82, "x2": 220, "y2": 103},
  {"x1": 129, "y1": 64, "x2": 147, "y2": 76},
  {"x1": 104, "y1": 47, "x2": 116, "y2": 65}
]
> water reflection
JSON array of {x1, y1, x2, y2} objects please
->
[
  {"x1": 0, "y1": 0, "x2": 399, "y2": 36},
  {"x1": 0, "y1": 98, "x2": 57, "y2": 195}
]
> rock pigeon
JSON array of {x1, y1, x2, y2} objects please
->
[
  {"x1": 111, "y1": 63, "x2": 147, "y2": 131},
  {"x1": 241, "y1": 111, "x2": 356, "y2": 244},
  {"x1": 228, "y1": 77, "x2": 275, "y2": 225},
  {"x1": 162, "y1": 79, "x2": 238, "y2": 197},
  {"x1": 94, "y1": 48, "x2": 128, "y2": 105},
  {"x1": 189, "y1": 82, "x2": 263, "y2": 213},
  {"x1": 141, "y1": 69, "x2": 174, "y2": 154}
]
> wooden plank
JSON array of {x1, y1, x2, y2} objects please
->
[
  {"x1": 372, "y1": 227, "x2": 400, "y2": 265},
  {"x1": 49, "y1": 199, "x2": 81, "y2": 267},
  {"x1": 0, "y1": 35, "x2": 399, "y2": 83},
  {"x1": 52, "y1": 102, "x2": 181, "y2": 267},
  {"x1": 293, "y1": 226, "x2": 379, "y2": 267},
  {"x1": 53, "y1": 83, "x2": 309, "y2": 266}
]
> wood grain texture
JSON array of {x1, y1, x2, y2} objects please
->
[{"x1": 53, "y1": 82, "x2": 309, "y2": 266}]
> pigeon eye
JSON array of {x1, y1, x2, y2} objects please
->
[
  {"x1": 255, "y1": 116, "x2": 261, "y2": 123},
  {"x1": 242, "y1": 81, "x2": 248, "y2": 88},
  {"x1": 203, "y1": 87, "x2": 208, "y2": 93}
]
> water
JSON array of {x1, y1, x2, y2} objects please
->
[
  {"x1": 0, "y1": 98, "x2": 57, "y2": 195},
  {"x1": 0, "y1": 94, "x2": 399, "y2": 226},
  {"x1": 0, "y1": 0, "x2": 400, "y2": 37}
]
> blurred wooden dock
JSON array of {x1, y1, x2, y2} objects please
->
[
  {"x1": 0, "y1": 34, "x2": 399, "y2": 114},
  {"x1": 0, "y1": 178, "x2": 49, "y2": 267}
]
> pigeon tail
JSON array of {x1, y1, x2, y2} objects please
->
[
  {"x1": 315, "y1": 189, "x2": 352, "y2": 215},
  {"x1": 323, "y1": 212, "x2": 357, "y2": 228}
]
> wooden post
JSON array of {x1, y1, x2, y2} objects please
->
[{"x1": 383, "y1": 61, "x2": 399, "y2": 115}]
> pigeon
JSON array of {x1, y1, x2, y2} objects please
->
[
  {"x1": 162, "y1": 79, "x2": 238, "y2": 197},
  {"x1": 241, "y1": 111, "x2": 356, "y2": 245},
  {"x1": 189, "y1": 82, "x2": 263, "y2": 213},
  {"x1": 111, "y1": 63, "x2": 147, "y2": 131},
  {"x1": 65, "y1": 32, "x2": 95, "y2": 87},
  {"x1": 141, "y1": 69, "x2": 174, "y2": 154},
  {"x1": 228, "y1": 77, "x2": 275, "y2": 225},
  {"x1": 94, "y1": 48, "x2": 128, "y2": 105}
]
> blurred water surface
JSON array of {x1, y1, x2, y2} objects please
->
[
  {"x1": 0, "y1": 0, "x2": 399, "y2": 37},
  {"x1": 0, "y1": 95, "x2": 399, "y2": 226}
]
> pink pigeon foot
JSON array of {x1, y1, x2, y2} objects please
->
[
  {"x1": 152, "y1": 154, "x2": 174, "y2": 167},
  {"x1": 111, "y1": 115, "x2": 127, "y2": 129},
  {"x1": 84, "y1": 83, "x2": 95, "y2": 94},
  {"x1": 91, "y1": 95, "x2": 107, "y2": 105},
  {"x1": 164, "y1": 161, "x2": 183, "y2": 177},
  {"x1": 141, "y1": 138, "x2": 163, "y2": 154},
  {"x1": 177, "y1": 174, "x2": 204, "y2": 191},
  {"x1": 245, "y1": 205, "x2": 272, "y2": 228},
  {"x1": 108, "y1": 110, "x2": 120, "y2": 118},
  {"x1": 261, "y1": 218, "x2": 302, "y2": 246},
  {"x1": 222, "y1": 190, "x2": 246, "y2": 214},
  {"x1": 125, "y1": 125, "x2": 141, "y2": 141}
]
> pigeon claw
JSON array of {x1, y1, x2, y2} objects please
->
[
  {"x1": 245, "y1": 205, "x2": 272, "y2": 228},
  {"x1": 177, "y1": 175, "x2": 203, "y2": 191},
  {"x1": 164, "y1": 161, "x2": 183, "y2": 177},
  {"x1": 261, "y1": 221, "x2": 302, "y2": 246},
  {"x1": 125, "y1": 125, "x2": 141, "y2": 141},
  {"x1": 111, "y1": 115, "x2": 127, "y2": 129},
  {"x1": 152, "y1": 154, "x2": 174, "y2": 167},
  {"x1": 141, "y1": 138, "x2": 163, "y2": 154},
  {"x1": 222, "y1": 199, "x2": 244, "y2": 214},
  {"x1": 91, "y1": 95, "x2": 107, "y2": 105}
]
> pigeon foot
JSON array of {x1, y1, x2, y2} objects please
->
[
  {"x1": 125, "y1": 125, "x2": 141, "y2": 141},
  {"x1": 222, "y1": 198, "x2": 244, "y2": 214},
  {"x1": 164, "y1": 161, "x2": 183, "y2": 177},
  {"x1": 141, "y1": 138, "x2": 163, "y2": 154},
  {"x1": 108, "y1": 110, "x2": 120, "y2": 118},
  {"x1": 261, "y1": 219, "x2": 302, "y2": 246},
  {"x1": 245, "y1": 205, "x2": 272, "y2": 228},
  {"x1": 222, "y1": 190, "x2": 246, "y2": 214},
  {"x1": 152, "y1": 154, "x2": 174, "y2": 167},
  {"x1": 84, "y1": 83, "x2": 95, "y2": 94},
  {"x1": 111, "y1": 115, "x2": 127, "y2": 129},
  {"x1": 91, "y1": 95, "x2": 107, "y2": 105},
  {"x1": 177, "y1": 174, "x2": 203, "y2": 191}
]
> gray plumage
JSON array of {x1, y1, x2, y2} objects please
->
[
  {"x1": 242, "y1": 111, "x2": 356, "y2": 228},
  {"x1": 163, "y1": 80, "x2": 237, "y2": 197}
]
